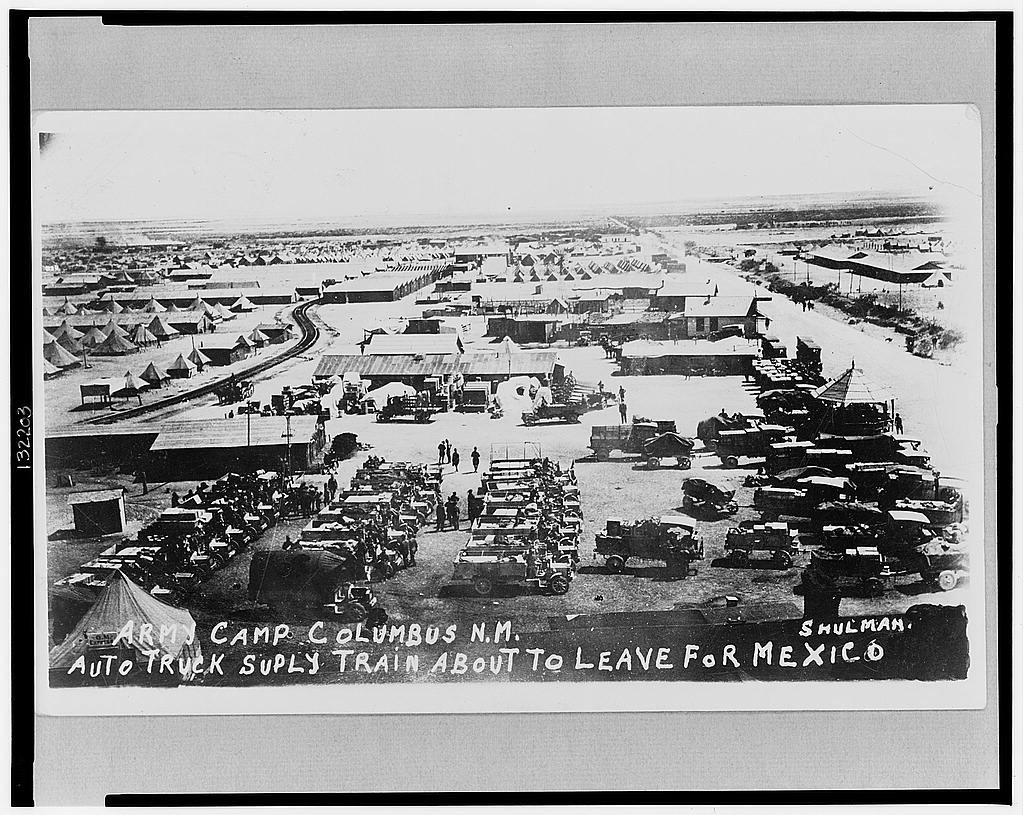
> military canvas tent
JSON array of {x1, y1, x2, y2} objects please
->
[
  {"x1": 247, "y1": 328, "x2": 272, "y2": 348},
  {"x1": 187, "y1": 347, "x2": 213, "y2": 368},
  {"x1": 112, "y1": 371, "x2": 151, "y2": 400},
  {"x1": 140, "y1": 361, "x2": 172, "y2": 387},
  {"x1": 93, "y1": 332, "x2": 138, "y2": 356},
  {"x1": 55, "y1": 319, "x2": 85, "y2": 341},
  {"x1": 42, "y1": 358, "x2": 63, "y2": 379},
  {"x1": 79, "y1": 326, "x2": 108, "y2": 348},
  {"x1": 57, "y1": 334, "x2": 85, "y2": 355},
  {"x1": 231, "y1": 295, "x2": 257, "y2": 312},
  {"x1": 102, "y1": 319, "x2": 130, "y2": 338},
  {"x1": 43, "y1": 340, "x2": 82, "y2": 368},
  {"x1": 42, "y1": 327, "x2": 58, "y2": 344},
  {"x1": 55, "y1": 299, "x2": 79, "y2": 315},
  {"x1": 130, "y1": 324, "x2": 159, "y2": 347},
  {"x1": 141, "y1": 297, "x2": 167, "y2": 313},
  {"x1": 814, "y1": 365, "x2": 889, "y2": 405},
  {"x1": 147, "y1": 316, "x2": 180, "y2": 340},
  {"x1": 48, "y1": 571, "x2": 202, "y2": 684},
  {"x1": 213, "y1": 302, "x2": 235, "y2": 320},
  {"x1": 167, "y1": 354, "x2": 196, "y2": 378}
]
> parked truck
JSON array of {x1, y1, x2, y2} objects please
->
[{"x1": 594, "y1": 515, "x2": 704, "y2": 576}]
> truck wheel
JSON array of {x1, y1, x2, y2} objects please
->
[
  {"x1": 647, "y1": 457, "x2": 660, "y2": 469},
  {"x1": 548, "y1": 574, "x2": 571, "y2": 595},
  {"x1": 863, "y1": 577, "x2": 885, "y2": 597},
  {"x1": 336, "y1": 602, "x2": 367, "y2": 622},
  {"x1": 725, "y1": 455, "x2": 739, "y2": 468},
  {"x1": 773, "y1": 550, "x2": 793, "y2": 568},
  {"x1": 605, "y1": 555, "x2": 626, "y2": 573},
  {"x1": 937, "y1": 570, "x2": 959, "y2": 592},
  {"x1": 208, "y1": 553, "x2": 226, "y2": 571},
  {"x1": 676, "y1": 457, "x2": 691, "y2": 470},
  {"x1": 473, "y1": 578, "x2": 493, "y2": 596},
  {"x1": 729, "y1": 549, "x2": 748, "y2": 563},
  {"x1": 595, "y1": 449, "x2": 609, "y2": 461}
]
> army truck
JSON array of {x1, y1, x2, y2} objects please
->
[{"x1": 595, "y1": 515, "x2": 704, "y2": 576}]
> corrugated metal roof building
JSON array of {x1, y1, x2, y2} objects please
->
[{"x1": 147, "y1": 416, "x2": 325, "y2": 478}]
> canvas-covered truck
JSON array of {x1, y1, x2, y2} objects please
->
[
  {"x1": 248, "y1": 549, "x2": 387, "y2": 623},
  {"x1": 709, "y1": 424, "x2": 792, "y2": 468},
  {"x1": 681, "y1": 478, "x2": 738, "y2": 518},
  {"x1": 595, "y1": 515, "x2": 704, "y2": 576},
  {"x1": 590, "y1": 419, "x2": 694, "y2": 468},
  {"x1": 451, "y1": 545, "x2": 574, "y2": 596},
  {"x1": 724, "y1": 521, "x2": 800, "y2": 567}
]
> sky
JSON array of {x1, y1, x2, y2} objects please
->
[{"x1": 35, "y1": 105, "x2": 982, "y2": 226}]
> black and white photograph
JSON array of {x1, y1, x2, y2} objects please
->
[
  {"x1": 12, "y1": 11, "x2": 1012, "y2": 805},
  {"x1": 34, "y1": 101, "x2": 987, "y2": 708}
]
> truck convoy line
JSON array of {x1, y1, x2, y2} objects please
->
[{"x1": 81, "y1": 299, "x2": 321, "y2": 426}]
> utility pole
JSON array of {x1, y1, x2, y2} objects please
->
[{"x1": 283, "y1": 413, "x2": 293, "y2": 484}]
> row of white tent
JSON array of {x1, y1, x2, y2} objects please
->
[{"x1": 43, "y1": 294, "x2": 257, "y2": 318}]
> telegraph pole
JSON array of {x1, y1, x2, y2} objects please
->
[{"x1": 283, "y1": 413, "x2": 293, "y2": 484}]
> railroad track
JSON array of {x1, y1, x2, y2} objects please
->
[{"x1": 82, "y1": 299, "x2": 322, "y2": 425}]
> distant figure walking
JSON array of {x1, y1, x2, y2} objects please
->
[
  {"x1": 451, "y1": 448, "x2": 460, "y2": 471},
  {"x1": 467, "y1": 490, "x2": 477, "y2": 521},
  {"x1": 894, "y1": 413, "x2": 904, "y2": 434},
  {"x1": 437, "y1": 440, "x2": 446, "y2": 465},
  {"x1": 444, "y1": 439, "x2": 452, "y2": 464},
  {"x1": 471, "y1": 447, "x2": 480, "y2": 472},
  {"x1": 618, "y1": 385, "x2": 626, "y2": 402},
  {"x1": 435, "y1": 501, "x2": 446, "y2": 531},
  {"x1": 619, "y1": 400, "x2": 628, "y2": 424}
]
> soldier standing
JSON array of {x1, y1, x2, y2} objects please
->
[{"x1": 471, "y1": 447, "x2": 480, "y2": 472}]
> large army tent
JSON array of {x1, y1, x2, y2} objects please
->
[
  {"x1": 130, "y1": 324, "x2": 159, "y2": 347},
  {"x1": 141, "y1": 297, "x2": 167, "y2": 313},
  {"x1": 102, "y1": 319, "x2": 130, "y2": 338},
  {"x1": 231, "y1": 295, "x2": 256, "y2": 312},
  {"x1": 167, "y1": 353, "x2": 196, "y2": 378},
  {"x1": 147, "y1": 316, "x2": 180, "y2": 340},
  {"x1": 48, "y1": 571, "x2": 202, "y2": 682},
  {"x1": 55, "y1": 319, "x2": 85, "y2": 341},
  {"x1": 43, "y1": 340, "x2": 82, "y2": 368},
  {"x1": 57, "y1": 334, "x2": 85, "y2": 355},
  {"x1": 140, "y1": 361, "x2": 172, "y2": 387},
  {"x1": 80, "y1": 326, "x2": 109, "y2": 348},
  {"x1": 93, "y1": 332, "x2": 138, "y2": 356},
  {"x1": 187, "y1": 347, "x2": 213, "y2": 369},
  {"x1": 111, "y1": 371, "x2": 150, "y2": 400}
]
